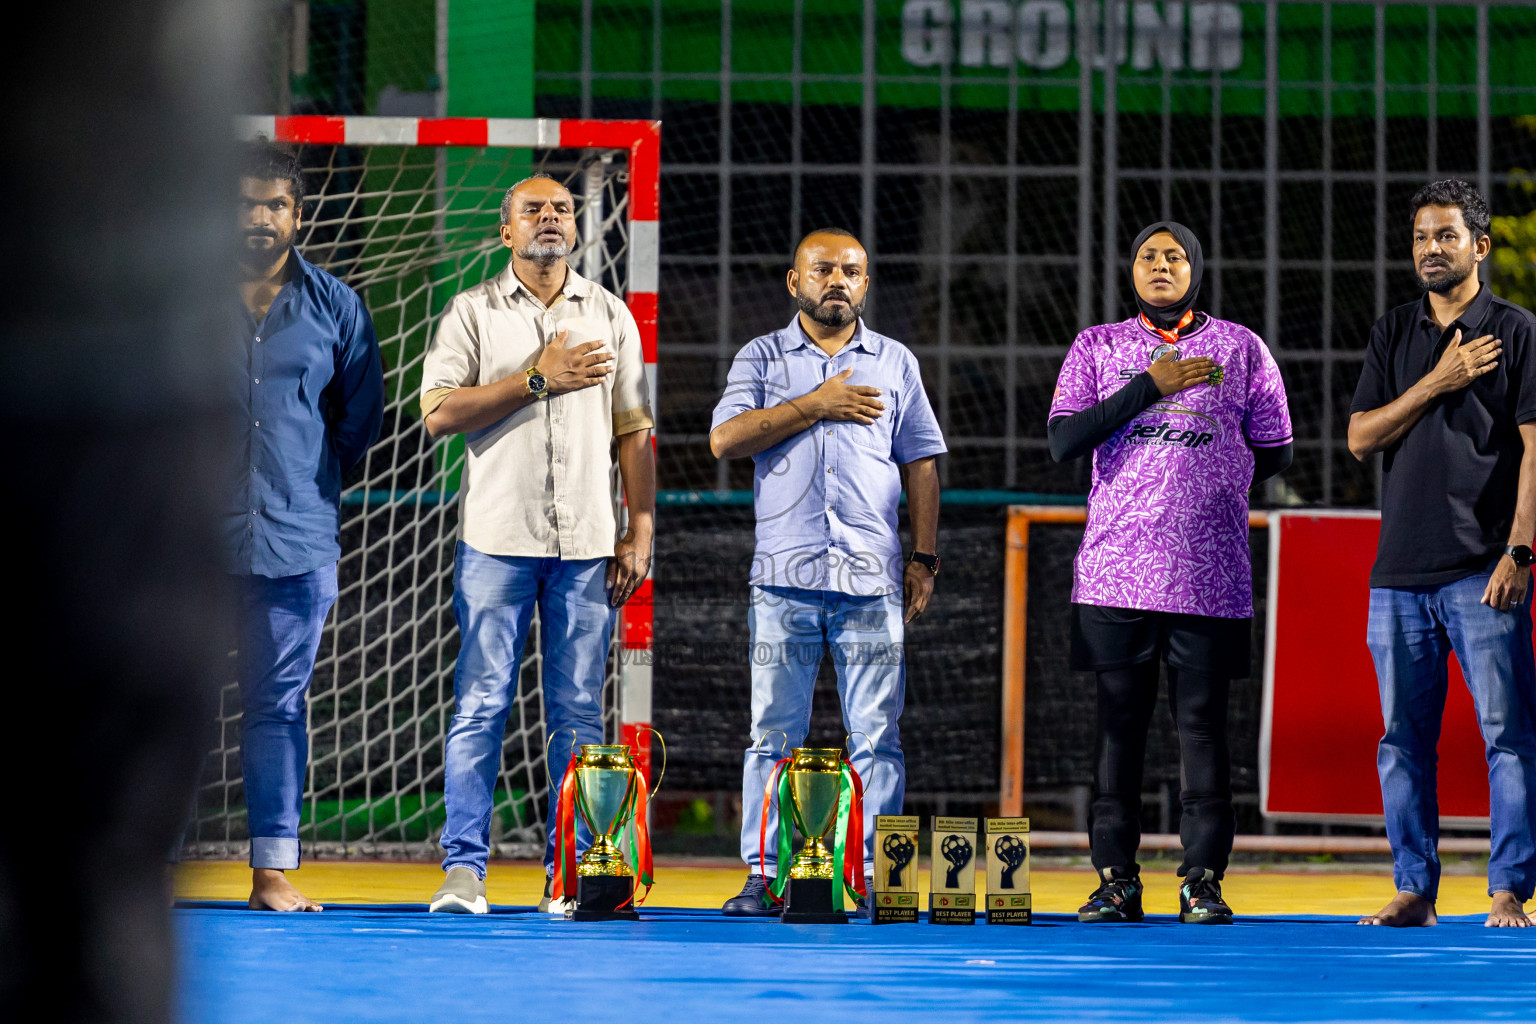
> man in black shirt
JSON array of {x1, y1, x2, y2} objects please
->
[{"x1": 1349, "y1": 179, "x2": 1536, "y2": 929}]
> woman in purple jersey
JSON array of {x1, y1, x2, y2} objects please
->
[{"x1": 1048, "y1": 221, "x2": 1294, "y2": 925}]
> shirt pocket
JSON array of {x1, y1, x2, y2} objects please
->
[
  {"x1": 845, "y1": 405, "x2": 896, "y2": 452},
  {"x1": 841, "y1": 367, "x2": 900, "y2": 451}
]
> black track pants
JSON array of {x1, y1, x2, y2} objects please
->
[{"x1": 1089, "y1": 660, "x2": 1235, "y2": 878}]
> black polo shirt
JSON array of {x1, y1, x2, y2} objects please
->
[{"x1": 1350, "y1": 284, "x2": 1536, "y2": 588}]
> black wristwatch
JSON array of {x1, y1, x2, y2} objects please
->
[
  {"x1": 1506, "y1": 544, "x2": 1535, "y2": 568},
  {"x1": 525, "y1": 366, "x2": 549, "y2": 400},
  {"x1": 908, "y1": 551, "x2": 940, "y2": 576}
]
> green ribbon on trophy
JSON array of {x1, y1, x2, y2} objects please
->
[{"x1": 758, "y1": 748, "x2": 867, "y2": 912}]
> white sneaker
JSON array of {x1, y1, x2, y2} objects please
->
[
  {"x1": 538, "y1": 876, "x2": 574, "y2": 916},
  {"x1": 429, "y1": 866, "x2": 488, "y2": 914}
]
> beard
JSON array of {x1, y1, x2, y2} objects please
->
[
  {"x1": 516, "y1": 235, "x2": 573, "y2": 266},
  {"x1": 1415, "y1": 253, "x2": 1475, "y2": 295},
  {"x1": 239, "y1": 226, "x2": 293, "y2": 274},
  {"x1": 797, "y1": 288, "x2": 865, "y2": 329}
]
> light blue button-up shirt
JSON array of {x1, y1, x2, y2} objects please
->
[{"x1": 711, "y1": 317, "x2": 947, "y2": 597}]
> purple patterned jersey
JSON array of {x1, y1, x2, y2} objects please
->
[{"x1": 1049, "y1": 315, "x2": 1293, "y2": 618}]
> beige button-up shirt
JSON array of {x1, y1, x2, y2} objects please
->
[{"x1": 420, "y1": 263, "x2": 653, "y2": 560}]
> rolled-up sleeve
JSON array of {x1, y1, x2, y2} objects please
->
[
  {"x1": 891, "y1": 351, "x2": 947, "y2": 464},
  {"x1": 610, "y1": 300, "x2": 655, "y2": 436},
  {"x1": 420, "y1": 294, "x2": 481, "y2": 417}
]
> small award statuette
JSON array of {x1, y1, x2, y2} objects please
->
[
  {"x1": 984, "y1": 817, "x2": 1031, "y2": 925},
  {"x1": 871, "y1": 815, "x2": 919, "y2": 924},
  {"x1": 929, "y1": 816, "x2": 978, "y2": 925}
]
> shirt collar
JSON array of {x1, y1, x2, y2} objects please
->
[
  {"x1": 238, "y1": 248, "x2": 308, "y2": 320},
  {"x1": 1419, "y1": 282, "x2": 1494, "y2": 333},
  {"x1": 783, "y1": 315, "x2": 881, "y2": 355},
  {"x1": 501, "y1": 261, "x2": 592, "y2": 305},
  {"x1": 287, "y1": 246, "x2": 316, "y2": 284}
]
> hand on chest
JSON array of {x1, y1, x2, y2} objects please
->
[
  {"x1": 1113, "y1": 340, "x2": 1235, "y2": 401},
  {"x1": 772, "y1": 352, "x2": 901, "y2": 447},
  {"x1": 1116, "y1": 340, "x2": 1238, "y2": 451},
  {"x1": 484, "y1": 309, "x2": 613, "y2": 392}
]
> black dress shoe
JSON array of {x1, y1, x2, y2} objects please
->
[{"x1": 722, "y1": 873, "x2": 781, "y2": 917}]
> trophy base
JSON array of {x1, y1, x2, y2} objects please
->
[
  {"x1": 781, "y1": 878, "x2": 847, "y2": 924},
  {"x1": 870, "y1": 891, "x2": 918, "y2": 925},
  {"x1": 928, "y1": 891, "x2": 976, "y2": 925},
  {"x1": 572, "y1": 875, "x2": 639, "y2": 922},
  {"x1": 985, "y1": 892, "x2": 1033, "y2": 925}
]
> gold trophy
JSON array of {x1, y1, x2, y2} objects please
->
[
  {"x1": 780, "y1": 747, "x2": 850, "y2": 923},
  {"x1": 984, "y1": 817, "x2": 1032, "y2": 925},
  {"x1": 871, "y1": 815, "x2": 919, "y2": 924},
  {"x1": 551, "y1": 736, "x2": 663, "y2": 922}
]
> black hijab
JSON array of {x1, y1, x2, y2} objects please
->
[{"x1": 1130, "y1": 220, "x2": 1204, "y2": 333}]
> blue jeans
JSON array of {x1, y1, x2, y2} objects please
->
[
  {"x1": 740, "y1": 585, "x2": 906, "y2": 875},
  {"x1": 237, "y1": 564, "x2": 338, "y2": 870},
  {"x1": 1367, "y1": 567, "x2": 1536, "y2": 901},
  {"x1": 440, "y1": 543, "x2": 613, "y2": 878}
]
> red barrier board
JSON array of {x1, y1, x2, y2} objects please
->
[{"x1": 1261, "y1": 511, "x2": 1492, "y2": 824}]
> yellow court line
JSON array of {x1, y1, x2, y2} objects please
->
[{"x1": 176, "y1": 861, "x2": 1500, "y2": 917}]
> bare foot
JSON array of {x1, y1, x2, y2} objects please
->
[
  {"x1": 1486, "y1": 892, "x2": 1530, "y2": 928},
  {"x1": 248, "y1": 869, "x2": 323, "y2": 912},
  {"x1": 1358, "y1": 891, "x2": 1436, "y2": 927}
]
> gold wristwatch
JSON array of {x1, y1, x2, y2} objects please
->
[{"x1": 525, "y1": 366, "x2": 549, "y2": 400}]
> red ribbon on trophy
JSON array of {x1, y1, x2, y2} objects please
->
[
  {"x1": 552, "y1": 751, "x2": 582, "y2": 903},
  {"x1": 758, "y1": 756, "x2": 793, "y2": 903},
  {"x1": 551, "y1": 745, "x2": 655, "y2": 905}
]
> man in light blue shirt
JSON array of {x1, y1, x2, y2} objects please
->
[{"x1": 710, "y1": 228, "x2": 946, "y2": 916}]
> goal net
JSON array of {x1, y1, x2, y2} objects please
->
[{"x1": 184, "y1": 116, "x2": 658, "y2": 861}]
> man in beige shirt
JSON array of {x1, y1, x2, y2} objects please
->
[{"x1": 420, "y1": 174, "x2": 655, "y2": 915}]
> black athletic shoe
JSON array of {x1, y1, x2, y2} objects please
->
[
  {"x1": 722, "y1": 873, "x2": 781, "y2": 917},
  {"x1": 1078, "y1": 869, "x2": 1145, "y2": 923},
  {"x1": 1179, "y1": 868, "x2": 1234, "y2": 924}
]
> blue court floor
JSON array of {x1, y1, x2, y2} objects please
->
[{"x1": 177, "y1": 904, "x2": 1536, "y2": 1023}]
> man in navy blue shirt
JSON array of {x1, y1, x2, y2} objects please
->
[{"x1": 231, "y1": 142, "x2": 384, "y2": 910}]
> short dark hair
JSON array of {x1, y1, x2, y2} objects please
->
[
  {"x1": 792, "y1": 226, "x2": 862, "y2": 265},
  {"x1": 239, "y1": 139, "x2": 305, "y2": 209},
  {"x1": 501, "y1": 172, "x2": 562, "y2": 225},
  {"x1": 1410, "y1": 178, "x2": 1489, "y2": 241}
]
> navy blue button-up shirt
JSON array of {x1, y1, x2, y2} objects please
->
[
  {"x1": 711, "y1": 317, "x2": 947, "y2": 596},
  {"x1": 227, "y1": 249, "x2": 384, "y2": 578}
]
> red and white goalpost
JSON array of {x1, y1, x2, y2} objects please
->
[{"x1": 189, "y1": 116, "x2": 659, "y2": 859}]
